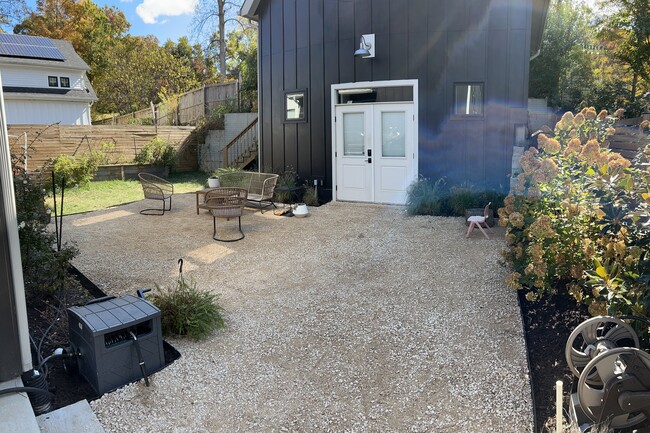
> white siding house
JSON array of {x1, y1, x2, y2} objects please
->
[{"x1": 0, "y1": 35, "x2": 97, "y2": 125}]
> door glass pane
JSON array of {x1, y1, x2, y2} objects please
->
[
  {"x1": 381, "y1": 112, "x2": 406, "y2": 157},
  {"x1": 343, "y1": 113, "x2": 364, "y2": 156}
]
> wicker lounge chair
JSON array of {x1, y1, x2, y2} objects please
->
[
  {"x1": 205, "y1": 187, "x2": 248, "y2": 242},
  {"x1": 138, "y1": 173, "x2": 173, "y2": 215}
]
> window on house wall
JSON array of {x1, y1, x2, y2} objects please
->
[
  {"x1": 285, "y1": 90, "x2": 307, "y2": 122},
  {"x1": 454, "y1": 83, "x2": 484, "y2": 116},
  {"x1": 60, "y1": 77, "x2": 70, "y2": 88},
  {"x1": 48, "y1": 76, "x2": 58, "y2": 87}
]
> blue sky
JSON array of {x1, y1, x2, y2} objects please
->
[{"x1": 24, "y1": 0, "x2": 200, "y2": 44}]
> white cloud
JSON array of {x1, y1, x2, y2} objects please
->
[{"x1": 136, "y1": 0, "x2": 198, "y2": 25}]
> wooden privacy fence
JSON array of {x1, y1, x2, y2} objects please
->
[
  {"x1": 611, "y1": 114, "x2": 650, "y2": 161},
  {"x1": 7, "y1": 124, "x2": 198, "y2": 173},
  {"x1": 94, "y1": 81, "x2": 239, "y2": 126}
]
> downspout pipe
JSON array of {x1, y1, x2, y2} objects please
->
[{"x1": 0, "y1": 73, "x2": 32, "y2": 375}]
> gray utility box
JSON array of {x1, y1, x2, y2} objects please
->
[{"x1": 67, "y1": 294, "x2": 164, "y2": 395}]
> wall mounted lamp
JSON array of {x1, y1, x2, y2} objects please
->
[{"x1": 354, "y1": 34, "x2": 375, "y2": 58}]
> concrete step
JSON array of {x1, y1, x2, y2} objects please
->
[
  {"x1": 37, "y1": 400, "x2": 105, "y2": 433},
  {"x1": 0, "y1": 377, "x2": 40, "y2": 433}
]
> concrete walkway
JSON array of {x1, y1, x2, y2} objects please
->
[{"x1": 63, "y1": 195, "x2": 531, "y2": 433}]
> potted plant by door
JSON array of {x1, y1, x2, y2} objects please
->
[{"x1": 208, "y1": 175, "x2": 220, "y2": 188}]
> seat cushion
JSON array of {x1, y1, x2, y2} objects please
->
[{"x1": 467, "y1": 215, "x2": 486, "y2": 223}]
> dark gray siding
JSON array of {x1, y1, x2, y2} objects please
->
[{"x1": 258, "y1": 0, "x2": 533, "y2": 196}]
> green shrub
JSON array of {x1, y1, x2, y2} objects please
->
[
  {"x1": 151, "y1": 277, "x2": 225, "y2": 340},
  {"x1": 134, "y1": 137, "x2": 176, "y2": 169},
  {"x1": 302, "y1": 184, "x2": 319, "y2": 206},
  {"x1": 49, "y1": 153, "x2": 102, "y2": 187},
  {"x1": 499, "y1": 108, "x2": 650, "y2": 319},
  {"x1": 274, "y1": 169, "x2": 300, "y2": 203},
  {"x1": 12, "y1": 166, "x2": 78, "y2": 297},
  {"x1": 405, "y1": 177, "x2": 449, "y2": 215},
  {"x1": 448, "y1": 183, "x2": 476, "y2": 216}
]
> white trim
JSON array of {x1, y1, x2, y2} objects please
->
[
  {"x1": 240, "y1": 0, "x2": 261, "y2": 20},
  {"x1": 331, "y1": 79, "x2": 419, "y2": 203},
  {"x1": 4, "y1": 92, "x2": 97, "y2": 103},
  {"x1": 0, "y1": 73, "x2": 32, "y2": 374}
]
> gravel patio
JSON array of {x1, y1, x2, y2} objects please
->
[{"x1": 63, "y1": 193, "x2": 532, "y2": 432}]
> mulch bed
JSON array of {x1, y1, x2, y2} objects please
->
[
  {"x1": 26, "y1": 267, "x2": 179, "y2": 410},
  {"x1": 518, "y1": 290, "x2": 590, "y2": 432}
]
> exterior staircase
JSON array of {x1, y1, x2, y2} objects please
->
[
  {"x1": 222, "y1": 116, "x2": 258, "y2": 170},
  {"x1": 198, "y1": 113, "x2": 258, "y2": 173}
]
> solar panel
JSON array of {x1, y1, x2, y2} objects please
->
[{"x1": 0, "y1": 34, "x2": 65, "y2": 61}]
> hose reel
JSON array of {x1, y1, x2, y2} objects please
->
[{"x1": 565, "y1": 316, "x2": 650, "y2": 431}]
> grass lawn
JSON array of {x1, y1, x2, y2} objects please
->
[{"x1": 46, "y1": 171, "x2": 208, "y2": 215}]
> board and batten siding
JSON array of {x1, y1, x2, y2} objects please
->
[{"x1": 258, "y1": 0, "x2": 534, "y2": 196}]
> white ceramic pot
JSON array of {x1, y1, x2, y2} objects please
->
[
  {"x1": 208, "y1": 177, "x2": 220, "y2": 188},
  {"x1": 293, "y1": 203, "x2": 309, "y2": 217}
]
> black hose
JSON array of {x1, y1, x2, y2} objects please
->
[
  {"x1": 0, "y1": 387, "x2": 54, "y2": 399},
  {"x1": 21, "y1": 370, "x2": 53, "y2": 415}
]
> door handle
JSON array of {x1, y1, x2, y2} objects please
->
[
  {"x1": 367, "y1": 149, "x2": 372, "y2": 157},
  {"x1": 367, "y1": 158, "x2": 372, "y2": 163}
]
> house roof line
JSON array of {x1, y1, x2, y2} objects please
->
[
  {"x1": 0, "y1": 37, "x2": 90, "y2": 71},
  {"x1": 240, "y1": 0, "x2": 261, "y2": 20},
  {"x1": 241, "y1": 0, "x2": 551, "y2": 56},
  {"x1": 3, "y1": 86, "x2": 98, "y2": 103}
]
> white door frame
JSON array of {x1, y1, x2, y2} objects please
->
[{"x1": 331, "y1": 79, "x2": 419, "y2": 203}]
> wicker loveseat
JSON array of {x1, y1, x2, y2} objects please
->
[{"x1": 219, "y1": 171, "x2": 279, "y2": 213}]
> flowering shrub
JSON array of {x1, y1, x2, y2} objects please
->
[{"x1": 499, "y1": 108, "x2": 650, "y2": 318}]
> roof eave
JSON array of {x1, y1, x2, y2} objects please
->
[
  {"x1": 4, "y1": 92, "x2": 98, "y2": 103},
  {"x1": 239, "y1": 0, "x2": 261, "y2": 21},
  {"x1": 530, "y1": 0, "x2": 551, "y2": 59}
]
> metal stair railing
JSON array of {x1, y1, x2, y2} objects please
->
[{"x1": 222, "y1": 117, "x2": 258, "y2": 169}]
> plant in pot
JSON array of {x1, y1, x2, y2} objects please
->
[{"x1": 208, "y1": 175, "x2": 220, "y2": 188}]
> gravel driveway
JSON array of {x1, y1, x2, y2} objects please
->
[{"x1": 63, "y1": 193, "x2": 532, "y2": 432}]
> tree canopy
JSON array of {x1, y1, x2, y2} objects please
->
[
  {"x1": 92, "y1": 35, "x2": 199, "y2": 114},
  {"x1": 530, "y1": 0, "x2": 650, "y2": 116},
  {"x1": 14, "y1": 0, "x2": 130, "y2": 80},
  {"x1": 11, "y1": 0, "x2": 258, "y2": 116}
]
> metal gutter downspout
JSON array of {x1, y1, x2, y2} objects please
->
[
  {"x1": 529, "y1": 48, "x2": 542, "y2": 62},
  {"x1": 0, "y1": 73, "x2": 33, "y2": 374}
]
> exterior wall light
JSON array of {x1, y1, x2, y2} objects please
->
[{"x1": 354, "y1": 34, "x2": 375, "y2": 58}]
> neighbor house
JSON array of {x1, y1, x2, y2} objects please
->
[
  {"x1": 241, "y1": 0, "x2": 549, "y2": 204},
  {"x1": 0, "y1": 34, "x2": 97, "y2": 125}
]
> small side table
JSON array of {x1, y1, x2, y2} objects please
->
[{"x1": 195, "y1": 187, "x2": 213, "y2": 214}]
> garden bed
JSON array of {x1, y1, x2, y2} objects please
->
[
  {"x1": 26, "y1": 267, "x2": 180, "y2": 410},
  {"x1": 94, "y1": 164, "x2": 168, "y2": 181}
]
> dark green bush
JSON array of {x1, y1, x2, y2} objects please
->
[
  {"x1": 151, "y1": 277, "x2": 225, "y2": 340},
  {"x1": 406, "y1": 177, "x2": 506, "y2": 216},
  {"x1": 273, "y1": 169, "x2": 300, "y2": 203},
  {"x1": 13, "y1": 168, "x2": 78, "y2": 297},
  {"x1": 134, "y1": 137, "x2": 176, "y2": 170}
]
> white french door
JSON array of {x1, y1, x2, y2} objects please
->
[{"x1": 335, "y1": 103, "x2": 415, "y2": 204}]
